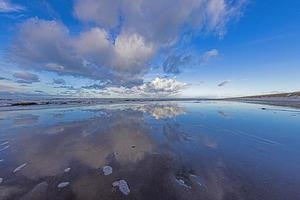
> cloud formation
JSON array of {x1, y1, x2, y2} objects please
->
[
  {"x1": 82, "y1": 83, "x2": 107, "y2": 90},
  {"x1": 0, "y1": 76, "x2": 10, "y2": 81},
  {"x1": 13, "y1": 72, "x2": 40, "y2": 84},
  {"x1": 74, "y1": 0, "x2": 246, "y2": 42},
  {"x1": 217, "y1": 80, "x2": 230, "y2": 87},
  {"x1": 8, "y1": 0, "x2": 246, "y2": 95},
  {"x1": 0, "y1": 0, "x2": 24, "y2": 13},
  {"x1": 53, "y1": 78, "x2": 66, "y2": 85},
  {"x1": 162, "y1": 49, "x2": 219, "y2": 74},
  {"x1": 163, "y1": 54, "x2": 192, "y2": 74},
  {"x1": 102, "y1": 77, "x2": 188, "y2": 97},
  {"x1": 10, "y1": 19, "x2": 153, "y2": 86},
  {"x1": 200, "y1": 49, "x2": 219, "y2": 63},
  {"x1": 0, "y1": 83, "x2": 21, "y2": 92}
]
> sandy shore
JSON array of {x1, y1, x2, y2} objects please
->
[{"x1": 228, "y1": 97, "x2": 300, "y2": 109}]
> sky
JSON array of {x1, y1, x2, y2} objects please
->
[{"x1": 0, "y1": 0, "x2": 299, "y2": 98}]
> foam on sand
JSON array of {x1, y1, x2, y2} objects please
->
[
  {"x1": 112, "y1": 180, "x2": 130, "y2": 195},
  {"x1": 13, "y1": 163, "x2": 27, "y2": 173},
  {"x1": 102, "y1": 166, "x2": 112, "y2": 175},
  {"x1": 64, "y1": 168, "x2": 71, "y2": 173},
  {"x1": 57, "y1": 182, "x2": 70, "y2": 188},
  {"x1": 0, "y1": 145, "x2": 10, "y2": 152}
]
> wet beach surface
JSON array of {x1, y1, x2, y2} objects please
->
[{"x1": 0, "y1": 101, "x2": 300, "y2": 200}]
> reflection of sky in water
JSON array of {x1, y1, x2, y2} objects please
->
[{"x1": 0, "y1": 101, "x2": 300, "y2": 199}]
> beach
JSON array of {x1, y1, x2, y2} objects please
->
[{"x1": 0, "y1": 100, "x2": 300, "y2": 199}]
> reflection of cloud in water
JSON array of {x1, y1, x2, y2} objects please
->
[
  {"x1": 9, "y1": 111, "x2": 155, "y2": 180},
  {"x1": 199, "y1": 134, "x2": 218, "y2": 149},
  {"x1": 135, "y1": 103, "x2": 186, "y2": 119},
  {"x1": 163, "y1": 123, "x2": 184, "y2": 142},
  {"x1": 0, "y1": 103, "x2": 280, "y2": 200},
  {"x1": 52, "y1": 113, "x2": 65, "y2": 119},
  {"x1": 0, "y1": 185, "x2": 23, "y2": 199},
  {"x1": 45, "y1": 126, "x2": 65, "y2": 135},
  {"x1": 13, "y1": 114, "x2": 39, "y2": 126},
  {"x1": 217, "y1": 111, "x2": 228, "y2": 118},
  {"x1": 162, "y1": 122, "x2": 218, "y2": 150}
]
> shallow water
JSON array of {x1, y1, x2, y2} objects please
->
[{"x1": 0, "y1": 101, "x2": 300, "y2": 200}]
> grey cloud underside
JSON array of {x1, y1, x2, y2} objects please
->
[
  {"x1": 53, "y1": 78, "x2": 66, "y2": 85},
  {"x1": 162, "y1": 49, "x2": 219, "y2": 75},
  {"x1": 0, "y1": 76, "x2": 11, "y2": 81},
  {"x1": 163, "y1": 54, "x2": 192, "y2": 74},
  {"x1": 13, "y1": 71, "x2": 40, "y2": 84},
  {"x1": 34, "y1": 90, "x2": 46, "y2": 93},
  {"x1": 218, "y1": 80, "x2": 230, "y2": 87},
  {"x1": 10, "y1": 19, "x2": 149, "y2": 86},
  {"x1": 82, "y1": 83, "x2": 107, "y2": 90},
  {"x1": 56, "y1": 77, "x2": 188, "y2": 97},
  {"x1": 9, "y1": 0, "x2": 246, "y2": 90},
  {"x1": 101, "y1": 78, "x2": 188, "y2": 97},
  {"x1": 54, "y1": 85, "x2": 77, "y2": 91}
]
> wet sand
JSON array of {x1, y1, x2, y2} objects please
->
[
  {"x1": 236, "y1": 99, "x2": 300, "y2": 109},
  {"x1": 0, "y1": 101, "x2": 300, "y2": 199},
  {"x1": 228, "y1": 95, "x2": 300, "y2": 109}
]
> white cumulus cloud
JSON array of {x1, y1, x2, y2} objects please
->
[
  {"x1": 9, "y1": 0, "x2": 247, "y2": 91},
  {"x1": 102, "y1": 77, "x2": 188, "y2": 97}
]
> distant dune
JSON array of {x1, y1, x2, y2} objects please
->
[
  {"x1": 230, "y1": 91, "x2": 300, "y2": 108},
  {"x1": 238, "y1": 91, "x2": 300, "y2": 98}
]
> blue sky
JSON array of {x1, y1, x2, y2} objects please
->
[{"x1": 0, "y1": 0, "x2": 299, "y2": 98}]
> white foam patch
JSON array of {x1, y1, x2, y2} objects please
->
[
  {"x1": 0, "y1": 141, "x2": 9, "y2": 146},
  {"x1": 64, "y1": 168, "x2": 71, "y2": 173},
  {"x1": 112, "y1": 180, "x2": 130, "y2": 195},
  {"x1": 57, "y1": 182, "x2": 70, "y2": 188},
  {"x1": 102, "y1": 166, "x2": 112, "y2": 175},
  {"x1": 190, "y1": 174, "x2": 203, "y2": 186},
  {"x1": 13, "y1": 163, "x2": 27, "y2": 173},
  {"x1": 175, "y1": 178, "x2": 191, "y2": 189},
  {"x1": 0, "y1": 145, "x2": 10, "y2": 152}
]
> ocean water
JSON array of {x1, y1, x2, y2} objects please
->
[{"x1": 0, "y1": 101, "x2": 300, "y2": 200}]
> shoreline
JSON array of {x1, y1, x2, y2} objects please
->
[
  {"x1": 1, "y1": 97, "x2": 300, "y2": 112},
  {"x1": 227, "y1": 98, "x2": 300, "y2": 109}
]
